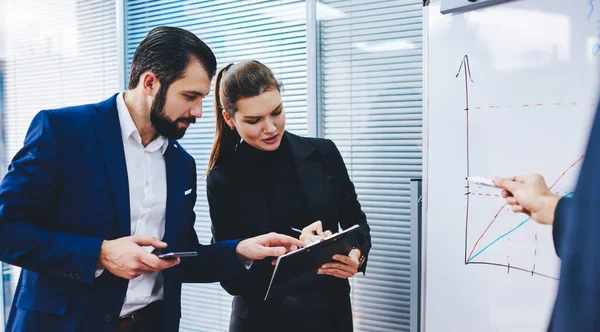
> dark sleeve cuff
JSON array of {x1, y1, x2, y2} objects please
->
[
  {"x1": 553, "y1": 196, "x2": 574, "y2": 258},
  {"x1": 356, "y1": 244, "x2": 369, "y2": 275},
  {"x1": 79, "y1": 237, "x2": 105, "y2": 285},
  {"x1": 211, "y1": 239, "x2": 265, "y2": 296},
  {"x1": 210, "y1": 239, "x2": 249, "y2": 280}
]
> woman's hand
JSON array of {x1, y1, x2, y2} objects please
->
[
  {"x1": 299, "y1": 220, "x2": 332, "y2": 245},
  {"x1": 317, "y1": 248, "x2": 362, "y2": 279}
]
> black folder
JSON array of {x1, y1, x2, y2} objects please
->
[{"x1": 264, "y1": 224, "x2": 365, "y2": 300}]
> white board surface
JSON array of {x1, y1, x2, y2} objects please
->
[{"x1": 424, "y1": 0, "x2": 600, "y2": 331}]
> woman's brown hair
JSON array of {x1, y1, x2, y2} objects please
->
[{"x1": 207, "y1": 60, "x2": 282, "y2": 172}]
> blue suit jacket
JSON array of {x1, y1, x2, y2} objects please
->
[
  {"x1": 549, "y1": 103, "x2": 600, "y2": 331},
  {"x1": 0, "y1": 94, "x2": 243, "y2": 332}
]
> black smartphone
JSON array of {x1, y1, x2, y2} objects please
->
[{"x1": 157, "y1": 251, "x2": 198, "y2": 260}]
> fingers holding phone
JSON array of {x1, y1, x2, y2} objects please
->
[{"x1": 97, "y1": 236, "x2": 182, "y2": 280}]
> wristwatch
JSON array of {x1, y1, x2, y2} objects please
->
[{"x1": 353, "y1": 248, "x2": 366, "y2": 269}]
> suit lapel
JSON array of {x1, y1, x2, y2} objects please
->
[
  {"x1": 92, "y1": 94, "x2": 131, "y2": 236},
  {"x1": 163, "y1": 142, "x2": 186, "y2": 246},
  {"x1": 286, "y1": 133, "x2": 331, "y2": 223}
]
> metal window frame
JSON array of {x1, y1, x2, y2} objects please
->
[
  {"x1": 116, "y1": 0, "x2": 127, "y2": 90},
  {"x1": 410, "y1": 179, "x2": 423, "y2": 332},
  {"x1": 306, "y1": 0, "x2": 319, "y2": 137}
]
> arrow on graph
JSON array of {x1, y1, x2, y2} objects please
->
[{"x1": 456, "y1": 55, "x2": 474, "y2": 112}]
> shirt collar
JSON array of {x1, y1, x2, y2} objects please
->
[{"x1": 116, "y1": 92, "x2": 169, "y2": 155}]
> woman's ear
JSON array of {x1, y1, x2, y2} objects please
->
[{"x1": 222, "y1": 110, "x2": 235, "y2": 130}]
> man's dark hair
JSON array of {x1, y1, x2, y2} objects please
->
[{"x1": 128, "y1": 26, "x2": 217, "y2": 90}]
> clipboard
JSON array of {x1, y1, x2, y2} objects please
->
[{"x1": 264, "y1": 224, "x2": 365, "y2": 300}]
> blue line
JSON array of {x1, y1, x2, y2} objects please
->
[
  {"x1": 588, "y1": 0, "x2": 595, "y2": 21},
  {"x1": 468, "y1": 192, "x2": 574, "y2": 263},
  {"x1": 468, "y1": 218, "x2": 531, "y2": 262}
]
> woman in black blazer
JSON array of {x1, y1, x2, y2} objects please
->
[{"x1": 206, "y1": 60, "x2": 371, "y2": 332}]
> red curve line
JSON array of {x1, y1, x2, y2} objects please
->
[{"x1": 467, "y1": 155, "x2": 585, "y2": 261}]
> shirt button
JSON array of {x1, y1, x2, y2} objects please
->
[{"x1": 104, "y1": 314, "x2": 113, "y2": 323}]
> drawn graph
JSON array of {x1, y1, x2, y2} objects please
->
[
  {"x1": 465, "y1": 158, "x2": 581, "y2": 279},
  {"x1": 456, "y1": 55, "x2": 587, "y2": 279}
]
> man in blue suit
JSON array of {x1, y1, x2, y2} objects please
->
[
  {"x1": 0, "y1": 26, "x2": 303, "y2": 332},
  {"x1": 495, "y1": 104, "x2": 600, "y2": 331}
]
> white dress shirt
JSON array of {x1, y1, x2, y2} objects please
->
[
  {"x1": 113, "y1": 91, "x2": 169, "y2": 316},
  {"x1": 96, "y1": 93, "x2": 247, "y2": 316}
]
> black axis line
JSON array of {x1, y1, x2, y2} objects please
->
[
  {"x1": 467, "y1": 261, "x2": 558, "y2": 280},
  {"x1": 456, "y1": 55, "x2": 474, "y2": 265}
]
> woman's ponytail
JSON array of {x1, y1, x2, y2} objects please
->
[{"x1": 207, "y1": 63, "x2": 238, "y2": 173}]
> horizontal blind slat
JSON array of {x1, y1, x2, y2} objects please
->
[{"x1": 320, "y1": 1, "x2": 422, "y2": 331}]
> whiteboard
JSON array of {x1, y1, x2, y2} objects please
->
[{"x1": 424, "y1": 0, "x2": 600, "y2": 331}]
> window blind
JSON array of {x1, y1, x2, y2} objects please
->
[{"x1": 319, "y1": 1, "x2": 423, "y2": 331}]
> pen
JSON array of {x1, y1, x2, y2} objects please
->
[
  {"x1": 291, "y1": 227, "x2": 302, "y2": 234},
  {"x1": 467, "y1": 176, "x2": 499, "y2": 188}
]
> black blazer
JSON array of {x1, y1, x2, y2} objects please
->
[{"x1": 207, "y1": 132, "x2": 371, "y2": 332}]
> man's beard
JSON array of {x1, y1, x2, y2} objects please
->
[{"x1": 150, "y1": 87, "x2": 196, "y2": 140}]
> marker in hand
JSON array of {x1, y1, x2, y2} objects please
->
[{"x1": 467, "y1": 176, "x2": 499, "y2": 188}]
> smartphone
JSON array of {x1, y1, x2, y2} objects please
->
[{"x1": 157, "y1": 251, "x2": 198, "y2": 260}]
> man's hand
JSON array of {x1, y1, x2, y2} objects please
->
[
  {"x1": 494, "y1": 174, "x2": 561, "y2": 225},
  {"x1": 236, "y1": 232, "x2": 304, "y2": 261},
  {"x1": 299, "y1": 220, "x2": 332, "y2": 245},
  {"x1": 97, "y1": 236, "x2": 180, "y2": 280}
]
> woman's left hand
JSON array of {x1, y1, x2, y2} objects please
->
[{"x1": 317, "y1": 248, "x2": 362, "y2": 279}]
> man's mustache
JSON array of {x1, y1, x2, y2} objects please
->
[{"x1": 177, "y1": 117, "x2": 196, "y2": 124}]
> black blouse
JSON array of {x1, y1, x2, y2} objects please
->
[{"x1": 236, "y1": 135, "x2": 308, "y2": 235}]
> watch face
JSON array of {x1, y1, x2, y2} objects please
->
[{"x1": 357, "y1": 254, "x2": 366, "y2": 267}]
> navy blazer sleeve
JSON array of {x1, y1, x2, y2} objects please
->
[
  {"x1": 206, "y1": 168, "x2": 260, "y2": 296},
  {"x1": 0, "y1": 111, "x2": 104, "y2": 285},
  {"x1": 550, "y1": 105, "x2": 600, "y2": 331},
  {"x1": 552, "y1": 196, "x2": 574, "y2": 259},
  {"x1": 181, "y1": 158, "x2": 245, "y2": 283}
]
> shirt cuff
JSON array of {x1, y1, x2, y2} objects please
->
[{"x1": 95, "y1": 268, "x2": 105, "y2": 278}]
